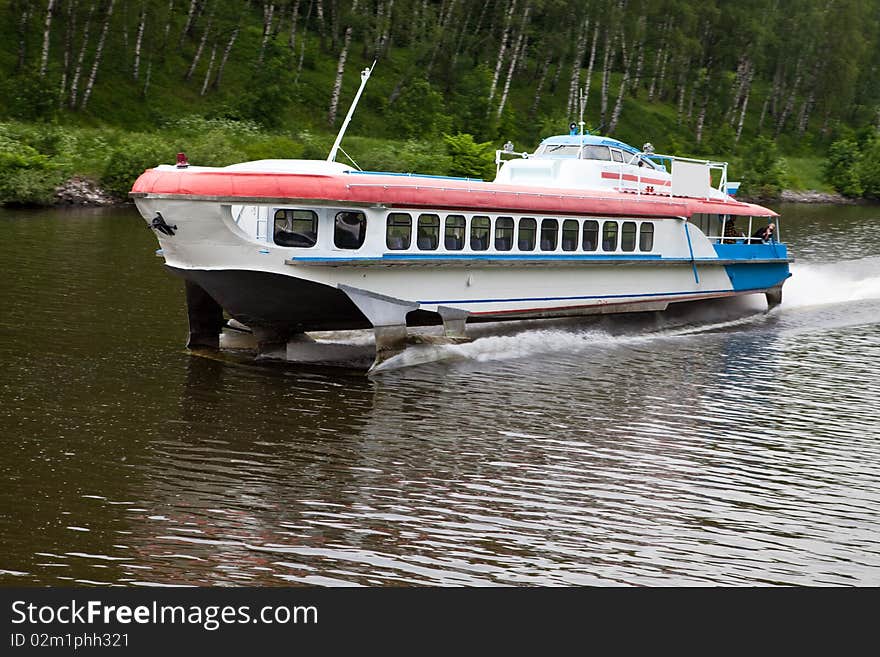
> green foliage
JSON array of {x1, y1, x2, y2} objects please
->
[
  {"x1": 224, "y1": 47, "x2": 297, "y2": 131},
  {"x1": 824, "y1": 139, "x2": 864, "y2": 197},
  {"x1": 856, "y1": 134, "x2": 880, "y2": 199},
  {"x1": 442, "y1": 133, "x2": 496, "y2": 180},
  {"x1": 0, "y1": 133, "x2": 66, "y2": 205},
  {"x1": 385, "y1": 79, "x2": 451, "y2": 139},
  {"x1": 0, "y1": 74, "x2": 59, "y2": 122},
  {"x1": 347, "y1": 136, "x2": 451, "y2": 175},
  {"x1": 101, "y1": 134, "x2": 169, "y2": 200},
  {"x1": 739, "y1": 137, "x2": 788, "y2": 199}
]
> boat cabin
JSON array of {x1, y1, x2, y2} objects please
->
[{"x1": 495, "y1": 134, "x2": 735, "y2": 200}]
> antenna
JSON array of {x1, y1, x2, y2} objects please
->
[
  {"x1": 327, "y1": 60, "x2": 376, "y2": 163},
  {"x1": 578, "y1": 87, "x2": 586, "y2": 135}
]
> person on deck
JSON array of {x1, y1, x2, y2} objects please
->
[
  {"x1": 752, "y1": 222, "x2": 776, "y2": 243},
  {"x1": 723, "y1": 216, "x2": 744, "y2": 243}
]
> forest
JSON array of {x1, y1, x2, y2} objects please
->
[{"x1": 3, "y1": 0, "x2": 880, "y2": 204}]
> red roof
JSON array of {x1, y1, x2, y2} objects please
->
[{"x1": 131, "y1": 168, "x2": 778, "y2": 218}]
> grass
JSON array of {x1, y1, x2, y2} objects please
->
[{"x1": 784, "y1": 157, "x2": 832, "y2": 192}]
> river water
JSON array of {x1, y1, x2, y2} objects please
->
[{"x1": 1, "y1": 203, "x2": 879, "y2": 586}]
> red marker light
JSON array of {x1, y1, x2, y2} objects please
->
[{"x1": 176, "y1": 152, "x2": 189, "y2": 168}]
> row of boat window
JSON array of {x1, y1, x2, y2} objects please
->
[
  {"x1": 385, "y1": 213, "x2": 654, "y2": 252},
  {"x1": 272, "y1": 209, "x2": 655, "y2": 252}
]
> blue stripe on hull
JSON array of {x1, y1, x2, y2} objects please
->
[
  {"x1": 724, "y1": 262, "x2": 791, "y2": 292},
  {"x1": 713, "y1": 243, "x2": 791, "y2": 291}
]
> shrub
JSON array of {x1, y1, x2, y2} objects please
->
[
  {"x1": 856, "y1": 134, "x2": 880, "y2": 199},
  {"x1": 351, "y1": 137, "x2": 451, "y2": 175},
  {"x1": 442, "y1": 133, "x2": 496, "y2": 180},
  {"x1": 100, "y1": 134, "x2": 168, "y2": 199},
  {"x1": 0, "y1": 143, "x2": 66, "y2": 205},
  {"x1": 385, "y1": 79, "x2": 451, "y2": 139},
  {"x1": 738, "y1": 136, "x2": 788, "y2": 199},
  {"x1": 824, "y1": 139, "x2": 863, "y2": 197}
]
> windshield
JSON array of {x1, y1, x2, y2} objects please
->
[{"x1": 534, "y1": 144, "x2": 613, "y2": 160}]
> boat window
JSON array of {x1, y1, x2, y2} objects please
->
[
  {"x1": 639, "y1": 222, "x2": 655, "y2": 251},
  {"x1": 611, "y1": 149, "x2": 625, "y2": 163},
  {"x1": 444, "y1": 214, "x2": 465, "y2": 250},
  {"x1": 518, "y1": 218, "x2": 536, "y2": 251},
  {"x1": 495, "y1": 217, "x2": 514, "y2": 251},
  {"x1": 536, "y1": 144, "x2": 581, "y2": 159},
  {"x1": 273, "y1": 209, "x2": 318, "y2": 248},
  {"x1": 562, "y1": 219, "x2": 579, "y2": 251},
  {"x1": 417, "y1": 213, "x2": 441, "y2": 250},
  {"x1": 470, "y1": 215, "x2": 490, "y2": 251},
  {"x1": 621, "y1": 221, "x2": 637, "y2": 252},
  {"x1": 540, "y1": 219, "x2": 558, "y2": 251},
  {"x1": 582, "y1": 220, "x2": 599, "y2": 251},
  {"x1": 582, "y1": 145, "x2": 612, "y2": 161},
  {"x1": 334, "y1": 211, "x2": 367, "y2": 249},
  {"x1": 602, "y1": 221, "x2": 618, "y2": 251},
  {"x1": 386, "y1": 212, "x2": 412, "y2": 250}
]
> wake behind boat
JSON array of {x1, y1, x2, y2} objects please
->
[{"x1": 131, "y1": 69, "x2": 791, "y2": 371}]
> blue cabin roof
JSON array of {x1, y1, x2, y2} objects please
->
[{"x1": 537, "y1": 134, "x2": 642, "y2": 156}]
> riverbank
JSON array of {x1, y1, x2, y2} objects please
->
[
  {"x1": 739, "y1": 189, "x2": 866, "y2": 205},
  {"x1": 53, "y1": 176, "x2": 122, "y2": 206}
]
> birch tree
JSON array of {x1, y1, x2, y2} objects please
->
[
  {"x1": 81, "y1": 0, "x2": 116, "y2": 110},
  {"x1": 69, "y1": 1, "x2": 96, "y2": 107},
  {"x1": 497, "y1": 4, "x2": 530, "y2": 119},
  {"x1": 327, "y1": 0, "x2": 359, "y2": 127},
  {"x1": 39, "y1": 0, "x2": 57, "y2": 77},
  {"x1": 488, "y1": 0, "x2": 517, "y2": 106},
  {"x1": 132, "y1": 0, "x2": 146, "y2": 80}
]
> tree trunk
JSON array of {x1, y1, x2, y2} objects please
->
[
  {"x1": 373, "y1": 0, "x2": 384, "y2": 55},
  {"x1": 676, "y1": 59, "x2": 688, "y2": 126},
  {"x1": 497, "y1": 5, "x2": 530, "y2": 119},
  {"x1": 161, "y1": 0, "x2": 173, "y2": 47},
  {"x1": 758, "y1": 96, "x2": 770, "y2": 132},
  {"x1": 316, "y1": 0, "x2": 326, "y2": 50},
  {"x1": 529, "y1": 50, "x2": 552, "y2": 118},
  {"x1": 426, "y1": 0, "x2": 458, "y2": 77},
  {"x1": 735, "y1": 72, "x2": 753, "y2": 143},
  {"x1": 17, "y1": 3, "x2": 33, "y2": 72},
  {"x1": 81, "y1": 0, "x2": 116, "y2": 110},
  {"x1": 488, "y1": 0, "x2": 517, "y2": 106},
  {"x1": 200, "y1": 41, "x2": 217, "y2": 95},
  {"x1": 599, "y1": 28, "x2": 613, "y2": 131},
  {"x1": 213, "y1": 24, "x2": 239, "y2": 90},
  {"x1": 567, "y1": 16, "x2": 589, "y2": 119},
  {"x1": 633, "y1": 39, "x2": 644, "y2": 96},
  {"x1": 39, "y1": 0, "x2": 57, "y2": 77},
  {"x1": 727, "y1": 56, "x2": 747, "y2": 125},
  {"x1": 656, "y1": 48, "x2": 668, "y2": 100},
  {"x1": 379, "y1": 0, "x2": 394, "y2": 56},
  {"x1": 185, "y1": 12, "x2": 213, "y2": 81},
  {"x1": 133, "y1": 0, "x2": 146, "y2": 80},
  {"x1": 582, "y1": 22, "x2": 598, "y2": 119},
  {"x1": 259, "y1": 3, "x2": 275, "y2": 63},
  {"x1": 797, "y1": 60, "x2": 821, "y2": 136},
  {"x1": 179, "y1": 0, "x2": 197, "y2": 47},
  {"x1": 295, "y1": 0, "x2": 314, "y2": 84},
  {"x1": 608, "y1": 30, "x2": 632, "y2": 134},
  {"x1": 288, "y1": 0, "x2": 300, "y2": 50},
  {"x1": 647, "y1": 45, "x2": 663, "y2": 101},
  {"x1": 69, "y1": 1, "x2": 97, "y2": 107},
  {"x1": 59, "y1": 0, "x2": 77, "y2": 101},
  {"x1": 142, "y1": 57, "x2": 152, "y2": 95},
  {"x1": 775, "y1": 60, "x2": 802, "y2": 137},
  {"x1": 327, "y1": 0, "x2": 359, "y2": 127}
]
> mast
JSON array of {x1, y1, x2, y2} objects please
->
[{"x1": 327, "y1": 60, "x2": 376, "y2": 163}]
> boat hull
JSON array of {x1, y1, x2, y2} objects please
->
[{"x1": 167, "y1": 258, "x2": 790, "y2": 335}]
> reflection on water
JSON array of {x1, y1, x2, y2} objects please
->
[{"x1": 1, "y1": 204, "x2": 879, "y2": 586}]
